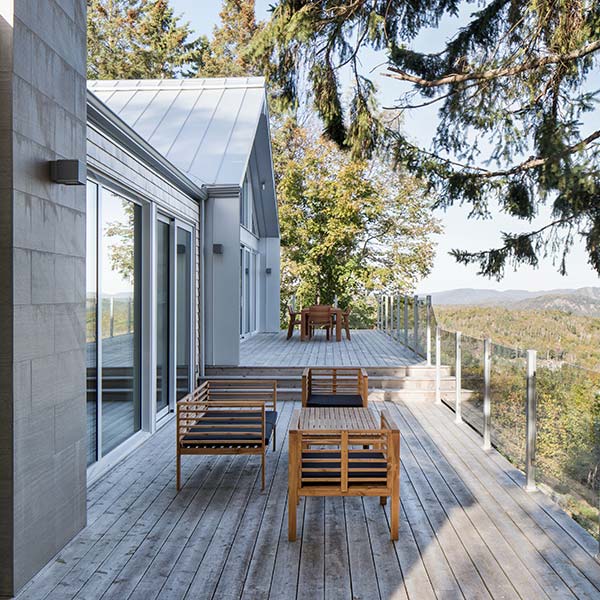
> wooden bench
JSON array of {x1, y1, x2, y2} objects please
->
[
  {"x1": 288, "y1": 407, "x2": 400, "y2": 540},
  {"x1": 176, "y1": 379, "x2": 277, "y2": 491},
  {"x1": 302, "y1": 367, "x2": 369, "y2": 407}
]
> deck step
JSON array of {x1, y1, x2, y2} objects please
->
[{"x1": 205, "y1": 365, "x2": 452, "y2": 378}]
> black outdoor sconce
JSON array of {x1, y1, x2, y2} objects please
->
[{"x1": 49, "y1": 159, "x2": 86, "y2": 185}]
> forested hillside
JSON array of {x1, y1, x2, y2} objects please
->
[{"x1": 434, "y1": 305, "x2": 600, "y2": 371}]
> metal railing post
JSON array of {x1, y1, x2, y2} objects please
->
[
  {"x1": 109, "y1": 296, "x2": 114, "y2": 338},
  {"x1": 435, "y1": 325, "x2": 441, "y2": 404},
  {"x1": 483, "y1": 338, "x2": 491, "y2": 450},
  {"x1": 413, "y1": 294, "x2": 419, "y2": 354},
  {"x1": 455, "y1": 331, "x2": 462, "y2": 423},
  {"x1": 383, "y1": 295, "x2": 387, "y2": 333},
  {"x1": 377, "y1": 297, "x2": 381, "y2": 329},
  {"x1": 396, "y1": 294, "x2": 401, "y2": 340},
  {"x1": 525, "y1": 349, "x2": 537, "y2": 492},
  {"x1": 426, "y1": 295, "x2": 432, "y2": 365},
  {"x1": 404, "y1": 296, "x2": 409, "y2": 347},
  {"x1": 389, "y1": 295, "x2": 393, "y2": 334}
]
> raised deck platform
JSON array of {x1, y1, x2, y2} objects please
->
[
  {"x1": 16, "y1": 398, "x2": 599, "y2": 600},
  {"x1": 239, "y1": 329, "x2": 425, "y2": 367}
]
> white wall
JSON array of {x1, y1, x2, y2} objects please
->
[
  {"x1": 262, "y1": 237, "x2": 281, "y2": 333},
  {"x1": 204, "y1": 190, "x2": 240, "y2": 366}
]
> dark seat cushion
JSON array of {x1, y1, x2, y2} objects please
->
[
  {"x1": 181, "y1": 410, "x2": 276, "y2": 448},
  {"x1": 301, "y1": 451, "x2": 387, "y2": 484},
  {"x1": 306, "y1": 393, "x2": 363, "y2": 408}
]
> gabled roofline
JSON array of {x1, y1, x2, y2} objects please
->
[{"x1": 87, "y1": 90, "x2": 207, "y2": 202}]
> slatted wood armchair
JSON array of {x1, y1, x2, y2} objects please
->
[
  {"x1": 286, "y1": 305, "x2": 302, "y2": 339},
  {"x1": 302, "y1": 367, "x2": 369, "y2": 408},
  {"x1": 176, "y1": 379, "x2": 277, "y2": 491},
  {"x1": 288, "y1": 408, "x2": 400, "y2": 540},
  {"x1": 307, "y1": 305, "x2": 333, "y2": 340}
]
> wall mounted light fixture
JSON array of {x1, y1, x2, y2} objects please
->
[{"x1": 49, "y1": 159, "x2": 86, "y2": 185}]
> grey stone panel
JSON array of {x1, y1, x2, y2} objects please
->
[
  {"x1": 13, "y1": 248, "x2": 31, "y2": 305},
  {"x1": 13, "y1": 305, "x2": 54, "y2": 362},
  {"x1": 54, "y1": 303, "x2": 85, "y2": 353}
]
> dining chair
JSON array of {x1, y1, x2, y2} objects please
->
[
  {"x1": 341, "y1": 307, "x2": 351, "y2": 340},
  {"x1": 286, "y1": 305, "x2": 302, "y2": 339},
  {"x1": 308, "y1": 305, "x2": 333, "y2": 340}
]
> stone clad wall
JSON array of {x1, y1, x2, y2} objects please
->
[{"x1": 0, "y1": 1, "x2": 88, "y2": 595}]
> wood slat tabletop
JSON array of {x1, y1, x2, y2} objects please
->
[{"x1": 296, "y1": 407, "x2": 381, "y2": 431}]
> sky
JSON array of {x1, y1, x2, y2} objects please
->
[{"x1": 172, "y1": 0, "x2": 600, "y2": 293}]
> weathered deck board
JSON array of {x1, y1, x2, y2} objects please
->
[
  {"x1": 15, "y1": 399, "x2": 600, "y2": 600},
  {"x1": 240, "y1": 329, "x2": 425, "y2": 367}
]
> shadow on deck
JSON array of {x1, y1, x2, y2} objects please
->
[{"x1": 16, "y1": 398, "x2": 600, "y2": 600}]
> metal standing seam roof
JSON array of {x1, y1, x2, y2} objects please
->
[{"x1": 87, "y1": 77, "x2": 269, "y2": 188}]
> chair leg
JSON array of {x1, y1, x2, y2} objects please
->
[
  {"x1": 326, "y1": 327, "x2": 330, "y2": 341},
  {"x1": 287, "y1": 320, "x2": 294, "y2": 339},
  {"x1": 288, "y1": 489, "x2": 297, "y2": 541},
  {"x1": 176, "y1": 452, "x2": 181, "y2": 491},
  {"x1": 390, "y1": 493, "x2": 399, "y2": 540},
  {"x1": 380, "y1": 496, "x2": 387, "y2": 505}
]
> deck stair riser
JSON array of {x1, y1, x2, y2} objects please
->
[
  {"x1": 205, "y1": 366, "x2": 452, "y2": 378},
  {"x1": 203, "y1": 365, "x2": 461, "y2": 403}
]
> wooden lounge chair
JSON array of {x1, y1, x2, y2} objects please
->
[
  {"x1": 286, "y1": 305, "x2": 301, "y2": 339},
  {"x1": 288, "y1": 408, "x2": 400, "y2": 540},
  {"x1": 176, "y1": 379, "x2": 277, "y2": 491},
  {"x1": 307, "y1": 305, "x2": 333, "y2": 340},
  {"x1": 302, "y1": 367, "x2": 368, "y2": 408}
]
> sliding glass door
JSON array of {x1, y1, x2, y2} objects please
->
[
  {"x1": 240, "y1": 246, "x2": 258, "y2": 338},
  {"x1": 87, "y1": 181, "x2": 195, "y2": 470},
  {"x1": 176, "y1": 226, "x2": 192, "y2": 401},
  {"x1": 101, "y1": 191, "x2": 142, "y2": 455},
  {"x1": 156, "y1": 218, "x2": 170, "y2": 415},
  {"x1": 87, "y1": 182, "x2": 143, "y2": 464}
]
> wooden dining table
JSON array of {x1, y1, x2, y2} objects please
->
[{"x1": 300, "y1": 307, "x2": 343, "y2": 342}]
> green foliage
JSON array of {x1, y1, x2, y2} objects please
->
[
  {"x1": 255, "y1": 0, "x2": 600, "y2": 278},
  {"x1": 437, "y1": 304, "x2": 599, "y2": 538},
  {"x1": 275, "y1": 119, "x2": 441, "y2": 326},
  {"x1": 198, "y1": 0, "x2": 263, "y2": 77},
  {"x1": 436, "y1": 304, "x2": 600, "y2": 370},
  {"x1": 87, "y1": 0, "x2": 205, "y2": 79}
]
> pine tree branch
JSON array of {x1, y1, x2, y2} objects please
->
[
  {"x1": 403, "y1": 129, "x2": 600, "y2": 178},
  {"x1": 384, "y1": 39, "x2": 600, "y2": 88}
]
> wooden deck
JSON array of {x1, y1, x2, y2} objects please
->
[
  {"x1": 15, "y1": 398, "x2": 600, "y2": 600},
  {"x1": 240, "y1": 329, "x2": 425, "y2": 367}
]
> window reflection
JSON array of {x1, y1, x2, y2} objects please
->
[{"x1": 101, "y1": 192, "x2": 142, "y2": 455}]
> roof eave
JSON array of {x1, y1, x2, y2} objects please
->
[{"x1": 86, "y1": 90, "x2": 207, "y2": 202}]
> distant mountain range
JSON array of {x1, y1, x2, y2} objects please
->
[{"x1": 428, "y1": 287, "x2": 600, "y2": 317}]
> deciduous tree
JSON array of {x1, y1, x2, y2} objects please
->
[{"x1": 275, "y1": 119, "x2": 440, "y2": 325}]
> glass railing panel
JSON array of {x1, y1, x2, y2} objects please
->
[
  {"x1": 490, "y1": 343, "x2": 527, "y2": 471},
  {"x1": 536, "y1": 362, "x2": 600, "y2": 541},
  {"x1": 406, "y1": 297, "x2": 415, "y2": 351},
  {"x1": 439, "y1": 328, "x2": 457, "y2": 409},
  {"x1": 461, "y1": 334, "x2": 485, "y2": 436}
]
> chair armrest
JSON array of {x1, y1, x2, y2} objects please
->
[
  {"x1": 301, "y1": 368, "x2": 311, "y2": 407},
  {"x1": 380, "y1": 408, "x2": 400, "y2": 433},
  {"x1": 359, "y1": 369, "x2": 369, "y2": 406}
]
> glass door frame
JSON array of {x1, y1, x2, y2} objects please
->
[
  {"x1": 155, "y1": 213, "x2": 195, "y2": 418},
  {"x1": 239, "y1": 245, "x2": 259, "y2": 339},
  {"x1": 156, "y1": 213, "x2": 173, "y2": 421},
  {"x1": 175, "y1": 220, "x2": 195, "y2": 405},
  {"x1": 87, "y1": 175, "x2": 148, "y2": 477}
]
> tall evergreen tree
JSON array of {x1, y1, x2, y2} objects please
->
[
  {"x1": 87, "y1": 0, "x2": 205, "y2": 79},
  {"x1": 255, "y1": 1, "x2": 600, "y2": 279},
  {"x1": 198, "y1": 0, "x2": 262, "y2": 77}
]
